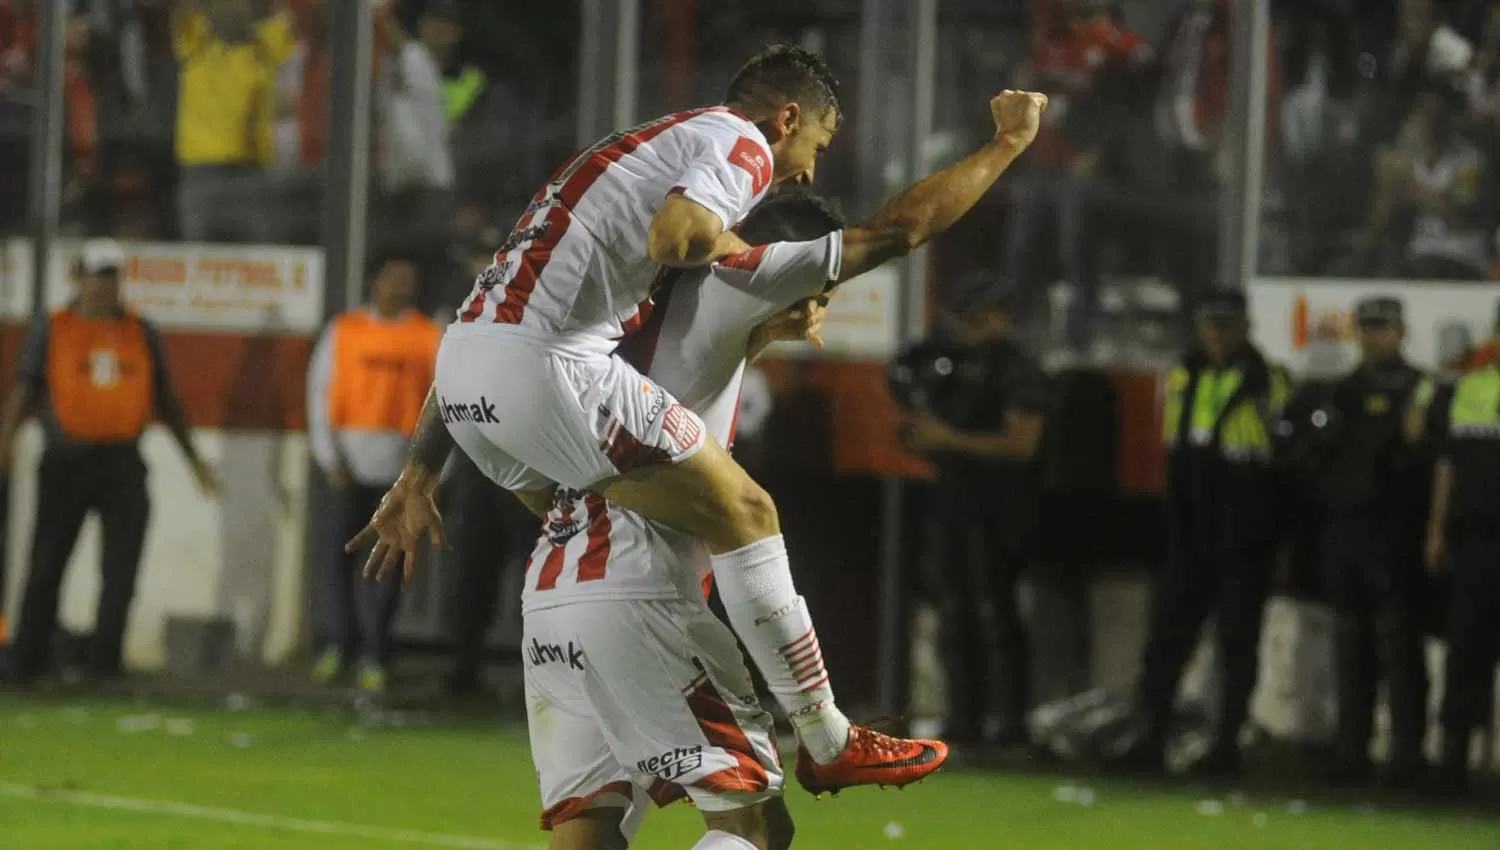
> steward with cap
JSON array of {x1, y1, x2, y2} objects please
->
[
  {"x1": 1308, "y1": 296, "x2": 1429, "y2": 788},
  {"x1": 0, "y1": 239, "x2": 218, "y2": 683},
  {"x1": 1110, "y1": 290, "x2": 1289, "y2": 778},
  {"x1": 1424, "y1": 299, "x2": 1500, "y2": 794},
  {"x1": 889, "y1": 285, "x2": 1051, "y2": 749}
]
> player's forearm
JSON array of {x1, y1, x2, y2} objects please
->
[
  {"x1": 648, "y1": 202, "x2": 751, "y2": 267},
  {"x1": 865, "y1": 133, "x2": 1032, "y2": 251},
  {"x1": 402, "y1": 387, "x2": 453, "y2": 487}
]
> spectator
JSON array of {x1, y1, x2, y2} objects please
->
[
  {"x1": 0, "y1": 239, "x2": 219, "y2": 683},
  {"x1": 372, "y1": 0, "x2": 455, "y2": 249},
  {"x1": 305, "y1": 251, "x2": 442, "y2": 694},
  {"x1": 1365, "y1": 0, "x2": 1474, "y2": 143},
  {"x1": 171, "y1": 0, "x2": 295, "y2": 242},
  {"x1": 1005, "y1": 0, "x2": 1151, "y2": 353},
  {"x1": 1354, "y1": 83, "x2": 1491, "y2": 278},
  {"x1": 0, "y1": 0, "x2": 36, "y2": 234}
]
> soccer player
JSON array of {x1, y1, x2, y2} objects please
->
[
  {"x1": 354, "y1": 42, "x2": 1034, "y2": 790},
  {"x1": 489, "y1": 93, "x2": 1046, "y2": 850}
]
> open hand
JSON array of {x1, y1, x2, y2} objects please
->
[
  {"x1": 757, "y1": 296, "x2": 830, "y2": 348},
  {"x1": 345, "y1": 473, "x2": 447, "y2": 588},
  {"x1": 991, "y1": 90, "x2": 1049, "y2": 148}
]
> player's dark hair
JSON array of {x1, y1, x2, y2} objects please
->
[
  {"x1": 724, "y1": 44, "x2": 843, "y2": 127},
  {"x1": 736, "y1": 190, "x2": 845, "y2": 245}
]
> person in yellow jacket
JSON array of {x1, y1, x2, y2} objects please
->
[
  {"x1": 306, "y1": 251, "x2": 442, "y2": 693},
  {"x1": 1110, "y1": 290, "x2": 1290, "y2": 778},
  {"x1": 0, "y1": 239, "x2": 219, "y2": 684}
]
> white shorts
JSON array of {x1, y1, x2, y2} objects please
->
[
  {"x1": 435, "y1": 324, "x2": 709, "y2": 492},
  {"x1": 525, "y1": 596, "x2": 784, "y2": 831}
]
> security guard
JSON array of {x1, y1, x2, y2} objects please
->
[
  {"x1": 306, "y1": 251, "x2": 442, "y2": 693},
  {"x1": 1111, "y1": 290, "x2": 1289, "y2": 777},
  {"x1": 893, "y1": 289, "x2": 1051, "y2": 748},
  {"x1": 1425, "y1": 303, "x2": 1500, "y2": 794},
  {"x1": 1315, "y1": 297, "x2": 1429, "y2": 787},
  {"x1": 1, "y1": 239, "x2": 219, "y2": 683}
]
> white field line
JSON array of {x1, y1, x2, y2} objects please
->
[{"x1": 0, "y1": 782, "x2": 544, "y2": 850}]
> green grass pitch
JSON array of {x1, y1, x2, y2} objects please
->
[{"x1": 1, "y1": 694, "x2": 1495, "y2": 849}]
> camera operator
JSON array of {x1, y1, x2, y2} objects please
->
[
  {"x1": 1306, "y1": 297, "x2": 1430, "y2": 788},
  {"x1": 891, "y1": 289, "x2": 1050, "y2": 749}
]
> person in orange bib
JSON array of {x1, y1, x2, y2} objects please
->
[
  {"x1": 0, "y1": 239, "x2": 218, "y2": 684},
  {"x1": 306, "y1": 251, "x2": 442, "y2": 693}
]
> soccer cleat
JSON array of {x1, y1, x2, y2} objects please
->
[
  {"x1": 794, "y1": 724, "x2": 948, "y2": 797},
  {"x1": 311, "y1": 648, "x2": 344, "y2": 684},
  {"x1": 357, "y1": 662, "x2": 388, "y2": 694}
]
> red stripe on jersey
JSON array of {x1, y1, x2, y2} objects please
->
[
  {"x1": 602, "y1": 417, "x2": 673, "y2": 473},
  {"x1": 685, "y1": 678, "x2": 771, "y2": 793},
  {"x1": 701, "y1": 574, "x2": 715, "y2": 601},
  {"x1": 538, "y1": 780, "x2": 635, "y2": 831},
  {"x1": 718, "y1": 244, "x2": 768, "y2": 271},
  {"x1": 533, "y1": 501, "x2": 578, "y2": 592},
  {"x1": 615, "y1": 266, "x2": 682, "y2": 371},
  {"x1": 493, "y1": 109, "x2": 709, "y2": 326},
  {"x1": 576, "y1": 494, "x2": 612, "y2": 583}
]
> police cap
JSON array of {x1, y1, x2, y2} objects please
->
[
  {"x1": 1195, "y1": 290, "x2": 1247, "y2": 321},
  {"x1": 1355, "y1": 296, "x2": 1404, "y2": 326}
]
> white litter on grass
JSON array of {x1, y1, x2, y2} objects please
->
[
  {"x1": 165, "y1": 719, "x2": 196, "y2": 737},
  {"x1": 229, "y1": 733, "x2": 254, "y2": 749},
  {"x1": 61, "y1": 708, "x2": 89, "y2": 723},
  {"x1": 348, "y1": 727, "x2": 369, "y2": 742},
  {"x1": 0, "y1": 782, "x2": 542, "y2": 849},
  {"x1": 17, "y1": 715, "x2": 37, "y2": 730},
  {"x1": 883, "y1": 822, "x2": 905, "y2": 840},
  {"x1": 1053, "y1": 785, "x2": 1079, "y2": 803},
  {"x1": 1227, "y1": 792, "x2": 1248, "y2": 807},
  {"x1": 1285, "y1": 800, "x2": 1309, "y2": 815},
  {"x1": 116, "y1": 714, "x2": 162, "y2": 733},
  {"x1": 225, "y1": 693, "x2": 252, "y2": 712},
  {"x1": 1194, "y1": 800, "x2": 1223, "y2": 816},
  {"x1": 1253, "y1": 813, "x2": 1268, "y2": 828},
  {"x1": 1076, "y1": 788, "x2": 1097, "y2": 807}
]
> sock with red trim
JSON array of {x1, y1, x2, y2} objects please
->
[
  {"x1": 693, "y1": 830, "x2": 758, "y2": 850},
  {"x1": 711, "y1": 534, "x2": 851, "y2": 765}
]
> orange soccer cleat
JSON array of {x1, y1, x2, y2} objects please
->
[{"x1": 794, "y1": 724, "x2": 948, "y2": 797}]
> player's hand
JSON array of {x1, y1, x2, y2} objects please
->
[
  {"x1": 759, "y1": 297, "x2": 830, "y2": 348},
  {"x1": 991, "y1": 90, "x2": 1048, "y2": 148},
  {"x1": 345, "y1": 470, "x2": 447, "y2": 589}
]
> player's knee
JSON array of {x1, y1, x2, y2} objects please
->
[
  {"x1": 702, "y1": 800, "x2": 782, "y2": 850},
  {"x1": 718, "y1": 479, "x2": 780, "y2": 548}
]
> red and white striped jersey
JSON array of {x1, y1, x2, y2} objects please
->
[
  {"x1": 456, "y1": 107, "x2": 775, "y2": 347},
  {"x1": 521, "y1": 233, "x2": 844, "y2": 612}
]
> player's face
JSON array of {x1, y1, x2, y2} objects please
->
[
  {"x1": 766, "y1": 105, "x2": 838, "y2": 188},
  {"x1": 1358, "y1": 322, "x2": 1404, "y2": 362}
]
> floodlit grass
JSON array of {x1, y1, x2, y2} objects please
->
[{"x1": 1, "y1": 694, "x2": 1496, "y2": 849}]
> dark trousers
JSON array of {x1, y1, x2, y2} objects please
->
[
  {"x1": 318, "y1": 482, "x2": 404, "y2": 664},
  {"x1": 1322, "y1": 515, "x2": 1429, "y2": 768},
  {"x1": 925, "y1": 475, "x2": 1033, "y2": 740},
  {"x1": 1439, "y1": 532, "x2": 1500, "y2": 744},
  {"x1": 12, "y1": 446, "x2": 150, "y2": 679},
  {"x1": 1136, "y1": 490, "x2": 1275, "y2": 750},
  {"x1": 444, "y1": 453, "x2": 534, "y2": 685}
]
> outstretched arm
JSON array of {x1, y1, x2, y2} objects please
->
[
  {"x1": 403, "y1": 387, "x2": 454, "y2": 489},
  {"x1": 836, "y1": 91, "x2": 1047, "y2": 284}
]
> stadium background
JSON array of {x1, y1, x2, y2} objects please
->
[{"x1": 2, "y1": 0, "x2": 1499, "y2": 847}]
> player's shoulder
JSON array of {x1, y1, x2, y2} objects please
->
[{"x1": 678, "y1": 107, "x2": 771, "y2": 150}]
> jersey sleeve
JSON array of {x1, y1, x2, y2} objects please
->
[
  {"x1": 670, "y1": 111, "x2": 775, "y2": 230},
  {"x1": 711, "y1": 232, "x2": 843, "y2": 319}
]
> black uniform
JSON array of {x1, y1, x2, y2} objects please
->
[
  {"x1": 1316, "y1": 349, "x2": 1430, "y2": 780},
  {"x1": 892, "y1": 335, "x2": 1051, "y2": 744}
]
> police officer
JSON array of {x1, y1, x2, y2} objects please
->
[
  {"x1": 1, "y1": 239, "x2": 219, "y2": 683},
  {"x1": 894, "y1": 289, "x2": 1050, "y2": 748},
  {"x1": 1425, "y1": 303, "x2": 1500, "y2": 794},
  {"x1": 1111, "y1": 291, "x2": 1288, "y2": 777},
  {"x1": 306, "y1": 251, "x2": 442, "y2": 693},
  {"x1": 1315, "y1": 297, "x2": 1429, "y2": 787}
]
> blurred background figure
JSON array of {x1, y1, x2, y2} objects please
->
[
  {"x1": 306, "y1": 251, "x2": 441, "y2": 694},
  {"x1": 1111, "y1": 291, "x2": 1287, "y2": 778},
  {"x1": 1310, "y1": 297, "x2": 1429, "y2": 789},
  {"x1": 893, "y1": 284, "x2": 1051, "y2": 751},
  {"x1": 0, "y1": 239, "x2": 217, "y2": 684}
]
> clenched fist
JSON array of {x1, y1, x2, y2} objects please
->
[{"x1": 991, "y1": 90, "x2": 1049, "y2": 148}]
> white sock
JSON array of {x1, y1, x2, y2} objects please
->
[
  {"x1": 711, "y1": 535, "x2": 851, "y2": 765},
  {"x1": 693, "y1": 830, "x2": 759, "y2": 850}
]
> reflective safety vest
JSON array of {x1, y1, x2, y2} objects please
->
[
  {"x1": 443, "y1": 66, "x2": 486, "y2": 124},
  {"x1": 46, "y1": 308, "x2": 155, "y2": 442},
  {"x1": 1162, "y1": 357, "x2": 1289, "y2": 463},
  {"x1": 1448, "y1": 365, "x2": 1500, "y2": 440},
  {"x1": 326, "y1": 309, "x2": 442, "y2": 436}
]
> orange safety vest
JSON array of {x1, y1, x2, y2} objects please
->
[
  {"x1": 46, "y1": 308, "x2": 155, "y2": 442},
  {"x1": 326, "y1": 309, "x2": 442, "y2": 436}
]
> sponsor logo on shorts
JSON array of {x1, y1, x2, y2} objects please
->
[
  {"x1": 527, "y1": 638, "x2": 585, "y2": 671},
  {"x1": 438, "y1": 395, "x2": 500, "y2": 425},
  {"x1": 643, "y1": 382, "x2": 668, "y2": 423},
  {"x1": 661, "y1": 404, "x2": 702, "y2": 450},
  {"x1": 637, "y1": 746, "x2": 704, "y2": 782}
]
